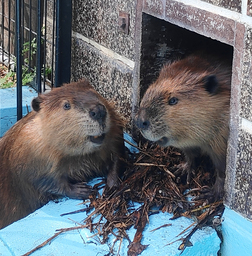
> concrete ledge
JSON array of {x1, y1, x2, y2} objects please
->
[
  {"x1": 0, "y1": 87, "x2": 37, "y2": 137},
  {"x1": 0, "y1": 194, "x2": 220, "y2": 256},
  {"x1": 221, "y1": 207, "x2": 252, "y2": 256}
]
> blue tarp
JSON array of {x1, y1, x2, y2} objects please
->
[{"x1": 0, "y1": 196, "x2": 220, "y2": 256}]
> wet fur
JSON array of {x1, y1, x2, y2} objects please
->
[
  {"x1": 0, "y1": 79, "x2": 124, "y2": 229},
  {"x1": 136, "y1": 55, "x2": 231, "y2": 200}
]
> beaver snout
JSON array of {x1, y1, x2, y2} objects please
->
[
  {"x1": 89, "y1": 104, "x2": 107, "y2": 125},
  {"x1": 135, "y1": 109, "x2": 150, "y2": 130}
]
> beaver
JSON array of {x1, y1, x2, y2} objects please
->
[
  {"x1": 0, "y1": 79, "x2": 125, "y2": 229},
  {"x1": 135, "y1": 54, "x2": 231, "y2": 201}
]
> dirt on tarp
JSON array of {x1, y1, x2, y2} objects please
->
[{"x1": 23, "y1": 140, "x2": 224, "y2": 256}]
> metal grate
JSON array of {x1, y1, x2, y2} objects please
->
[{"x1": 0, "y1": 0, "x2": 72, "y2": 120}]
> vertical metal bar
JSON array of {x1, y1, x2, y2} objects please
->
[
  {"x1": 43, "y1": 0, "x2": 47, "y2": 91},
  {"x1": 8, "y1": 0, "x2": 11, "y2": 67},
  {"x1": 22, "y1": 0, "x2": 24, "y2": 47},
  {"x1": 36, "y1": 0, "x2": 42, "y2": 93},
  {"x1": 54, "y1": 0, "x2": 72, "y2": 87},
  {"x1": 51, "y1": 0, "x2": 56, "y2": 88},
  {"x1": 1, "y1": 0, "x2": 4, "y2": 63},
  {"x1": 16, "y1": 0, "x2": 23, "y2": 120},
  {"x1": 28, "y1": 0, "x2": 32, "y2": 72}
]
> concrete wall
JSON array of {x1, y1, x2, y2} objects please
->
[
  {"x1": 71, "y1": 0, "x2": 137, "y2": 130},
  {"x1": 71, "y1": 0, "x2": 252, "y2": 221}
]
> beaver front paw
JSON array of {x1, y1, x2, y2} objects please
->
[
  {"x1": 193, "y1": 176, "x2": 224, "y2": 203},
  {"x1": 172, "y1": 162, "x2": 193, "y2": 184},
  {"x1": 66, "y1": 182, "x2": 98, "y2": 200}
]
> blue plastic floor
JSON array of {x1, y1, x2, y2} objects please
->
[
  {"x1": 0, "y1": 196, "x2": 220, "y2": 256},
  {"x1": 0, "y1": 86, "x2": 37, "y2": 137}
]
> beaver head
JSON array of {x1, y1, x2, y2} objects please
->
[
  {"x1": 31, "y1": 80, "x2": 112, "y2": 155},
  {"x1": 135, "y1": 55, "x2": 231, "y2": 151}
]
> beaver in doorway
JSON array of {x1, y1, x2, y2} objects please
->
[{"x1": 135, "y1": 54, "x2": 231, "y2": 201}]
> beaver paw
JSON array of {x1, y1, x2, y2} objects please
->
[
  {"x1": 172, "y1": 162, "x2": 192, "y2": 184},
  {"x1": 67, "y1": 182, "x2": 98, "y2": 200},
  {"x1": 193, "y1": 183, "x2": 224, "y2": 203}
]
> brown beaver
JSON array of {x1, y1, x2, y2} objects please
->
[
  {"x1": 135, "y1": 54, "x2": 231, "y2": 201},
  {"x1": 0, "y1": 79, "x2": 125, "y2": 229}
]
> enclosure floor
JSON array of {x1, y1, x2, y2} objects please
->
[
  {"x1": 0, "y1": 184, "x2": 220, "y2": 256},
  {"x1": 0, "y1": 86, "x2": 37, "y2": 137}
]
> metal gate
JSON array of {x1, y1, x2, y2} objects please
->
[{"x1": 0, "y1": 0, "x2": 72, "y2": 120}]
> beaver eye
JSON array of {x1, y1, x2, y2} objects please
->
[
  {"x1": 63, "y1": 102, "x2": 71, "y2": 110},
  {"x1": 168, "y1": 97, "x2": 178, "y2": 105}
]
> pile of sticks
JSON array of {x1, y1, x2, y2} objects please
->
[
  {"x1": 23, "y1": 141, "x2": 224, "y2": 256},
  {"x1": 82, "y1": 141, "x2": 224, "y2": 255}
]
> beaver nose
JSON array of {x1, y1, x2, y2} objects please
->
[
  {"x1": 89, "y1": 104, "x2": 107, "y2": 122},
  {"x1": 135, "y1": 112, "x2": 150, "y2": 130},
  {"x1": 136, "y1": 118, "x2": 150, "y2": 130}
]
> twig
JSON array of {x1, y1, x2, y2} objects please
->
[
  {"x1": 124, "y1": 139, "x2": 156, "y2": 159},
  {"x1": 21, "y1": 231, "x2": 64, "y2": 256},
  {"x1": 117, "y1": 237, "x2": 123, "y2": 256},
  {"x1": 178, "y1": 204, "x2": 224, "y2": 254},
  {"x1": 162, "y1": 167, "x2": 176, "y2": 178},
  {"x1": 133, "y1": 162, "x2": 166, "y2": 167},
  {"x1": 190, "y1": 201, "x2": 223, "y2": 213},
  {"x1": 124, "y1": 139, "x2": 142, "y2": 152},
  {"x1": 175, "y1": 222, "x2": 197, "y2": 238},
  {"x1": 21, "y1": 225, "x2": 88, "y2": 256},
  {"x1": 150, "y1": 223, "x2": 172, "y2": 232}
]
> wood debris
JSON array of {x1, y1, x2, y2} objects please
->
[
  {"x1": 23, "y1": 141, "x2": 224, "y2": 256},
  {"x1": 81, "y1": 141, "x2": 224, "y2": 255}
]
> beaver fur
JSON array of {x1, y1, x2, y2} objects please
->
[
  {"x1": 0, "y1": 79, "x2": 124, "y2": 229},
  {"x1": 135, "y1": 54, "x2": 231, "y2": 201}
]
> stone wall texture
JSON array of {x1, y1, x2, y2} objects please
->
[
  {"x1": 248, "y1": 0, "x2": 252, "y2": 16},
  {"x1": 240, "y1": 27, "x2": 252, "y2": 122},
  {"x1": 234, "y1": 130, "x2": 252, "y2": 219},
  {"x1": 73, "y1": 0, "x2": 136, "y2": 61},
  {"x1": 202, "y1": 0, "x2": 242, "y2": 12}
]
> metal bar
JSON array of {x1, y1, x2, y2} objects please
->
[
  {"x1": 51, "y1": 0, "x2": 56, "y2": 88},
  {"x1": 28, "y1": 0, "x2": 32, "y2": 72},
  {"x1": 22, "y1": 0, "x2": 24, "y2": 49},
  {"x1": 43, "y1": 0, "x2": 47, "y2": 91},
  {"x1": 1, "y1": 0, "x2": 4, "y2": 63},
  {"x1": 8, "y1": 0, "x2": 11, "y2": 67},
  {"x1": 36, "y1": 0, "x2": 42, "y2": 93},
  {"x1": 16, "y1": 0, "x2": 23, "y2": 120},
  {"x1": 54, "y1": 0, "x2": 72, "y2": 87}
]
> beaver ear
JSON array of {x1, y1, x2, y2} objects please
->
[
  {"x1": 32, "y1": 96, "x2": 43, "y2": 112},
  {"x1": 203, "y1": 75, "x2": 219, "y2": 95}
]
